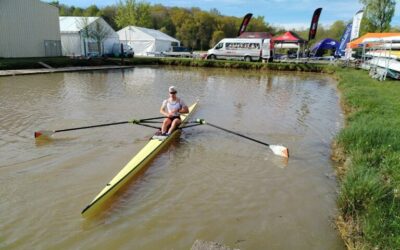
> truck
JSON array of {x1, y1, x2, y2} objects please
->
[
  {"x1": 162, "y1": 46, "x2": 192, "y2": 58},
  {"x1": 207, "y1": 38, "x2": 273, "y2": 62}
]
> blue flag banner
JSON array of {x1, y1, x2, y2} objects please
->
[{"x1": 335, "y1": 23, "x2": 352, "y2": 57}]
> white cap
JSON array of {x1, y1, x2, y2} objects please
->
[{"x1": 169, "y1": 86, "x2": 177, "y2": 93}]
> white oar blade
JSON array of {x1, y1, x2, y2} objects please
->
[
  {"x1": 34, "y1": 130, "x2": 55, "y2": 139},
  {"x1": 269, "y1": 145, "x2": 289, "y2": 158}
]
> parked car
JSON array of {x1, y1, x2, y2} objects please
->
[
  {"x1": 162, "y1": 46, "x2": 192, "y2": 57},
  {"x1": 109, "y1": 43, "x2": 134, "y2": 58}
]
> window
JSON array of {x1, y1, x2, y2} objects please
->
[{"x1": 215, "y1": 43, "x2": 223, "y2": 49}]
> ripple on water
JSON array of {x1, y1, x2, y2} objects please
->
[{"x1": 0, "y1": 68, "x2": 344, "y2": 249}]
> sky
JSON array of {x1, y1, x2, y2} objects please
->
[{"x1": 46, "y1": 0, "x2": 400, "y2": 30}]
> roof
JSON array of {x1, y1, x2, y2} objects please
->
[
  {"x1": 348, "y1": 32, "x2": 400, "y2": 48},
  {"x1": 59, "y1": 16, "x2": 100, "y2": 33},
  {"x1": 117, "y1": 26, "x2": 179, "y2": 43},
  {"x1": 238, "y1": 32, "x2": 273, "y2": 39},
  {"x1": 273, "y1": 31, "x2": 306, "y2": 43}
]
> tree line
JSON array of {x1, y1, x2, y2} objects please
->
[{"x1": 49, "y1": 0, "x2": 398, "y2": 50}]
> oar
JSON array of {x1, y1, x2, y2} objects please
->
[
  {"x1": 195, "y1": 119, "x2": 289, "y2": 158},
  {"x1": 34, "y1": 116, "x2": 165, "y2": 139}
]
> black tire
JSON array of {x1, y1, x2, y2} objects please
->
[
  {"x1": 244, "y1": 56, "x2": 252, "y2": 62},
  {"x1": 208, "y1": 54, "x2": 216, "y2": 60}
]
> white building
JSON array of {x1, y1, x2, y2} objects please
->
[
  {"x1": 0, "y1": 0, "x2": 61, "y2": 58},
  {"x1": 117, "y1": 26, "x2": 180, "y2": 56},
  {"x1": 59, "y1": 16, "x2": 119, "y2": 57}
]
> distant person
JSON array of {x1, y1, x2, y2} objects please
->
[{"x1": 159, "y1": 86, "x2": 189, "y2": 136}]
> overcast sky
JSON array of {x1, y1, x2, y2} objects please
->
[{"x1": 46, "y1": 0, "x2": 400, "y2": 30}]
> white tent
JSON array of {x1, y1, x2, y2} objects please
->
[
  {"x1": 59, "y1": 16, "x2": 119, "y2": 56},
  {"x1": 117, "y1": 26, "x2": 180, "y2": 56}
]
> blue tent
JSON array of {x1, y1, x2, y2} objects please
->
[{"x1": 310, "y1": 38, "x2": 339, "y2": 57}]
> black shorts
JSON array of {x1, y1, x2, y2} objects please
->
[{"x1": 167, "y1": 116, "x2": 181, "y2": 122}]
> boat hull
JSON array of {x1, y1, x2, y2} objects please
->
[
  {"x1": 81, "y1": 102, "x2": 198, "y2": 217},
  {"x1": 368, "y1": 57, "x2": 400, "y2": 72}
]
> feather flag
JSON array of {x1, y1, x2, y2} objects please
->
[
  {"x1": 237, "y1": 13, "x2": 253, "y2": 37},
  {"x1": 308, "y1": 8, "x2": 322, "y2": 41},
  {"x1": 350, "y1": 10, "x2": 364, "y2": 41},
  {"x1": 335, "y1": 23, "x2": 352, "y2": 57}
]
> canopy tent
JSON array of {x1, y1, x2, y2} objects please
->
[
  {"x1": 347, "y1": 32, "x2": 400, "y2": 49},
  {"x1": 117, "y1": 26, "x2": 180, "y2": 56},
  {"x1": 310, "y1": 38, "x2": 339, "y2": 57},
  {"x1": 59, "y1": 16, "x2": 119, "y2": 56},
  {"x1": 272, "y1": 31, "x2": 307, "y2": 58},
  {"x1": 273, "y1": 31, "x2": 307, "y2": 44}
]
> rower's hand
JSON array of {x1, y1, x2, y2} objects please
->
[{"x1": 168, "y1": 110, "x2": 179, "y2": 117}]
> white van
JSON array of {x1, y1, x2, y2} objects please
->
[{"x1": 207, "y1": 38, "x2": 272, "y2": 62}]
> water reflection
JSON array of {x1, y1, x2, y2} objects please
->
[{"x1": 0, "y1": 67, "x2": 344, "y2": 249}]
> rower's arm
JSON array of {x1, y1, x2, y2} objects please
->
[
  {"x1": 160, "y1": 103, "x2": 169, "y2": 116},
  {"x1": 179, "y1": 105, "x2": 189, "y2": 114}
]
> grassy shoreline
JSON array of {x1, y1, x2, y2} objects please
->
[
  {"x1": 0, "y1": 56, "x2": 336, "y2": 73},
  {"x1": 334, "y1": 68, "x2": 400, "y2": 249},
  {"x1": 2, "y1": 57, "x2": 398, "y2": 248}
]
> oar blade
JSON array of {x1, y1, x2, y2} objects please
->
[
  {"x1": 34, "y1": 130, "x2": 55, "y2": 139},
  {"x1": 269, "y1": 145, "x2": 289, "y2": 158}
]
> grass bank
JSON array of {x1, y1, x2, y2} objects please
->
[
  {"x1": 0, "y1": 56, "x2": 335, "y2": 73},
  {"x1": 334, "y1": 68, "x2": 400, "y2": 249}
]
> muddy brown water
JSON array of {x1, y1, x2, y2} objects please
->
[{"x1": 0, "y1": 66, "x2": 344, "y2": 249}]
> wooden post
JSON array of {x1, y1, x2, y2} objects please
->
[{"x1": 120, "y1": 43, "x2": 124, "y2": 65}]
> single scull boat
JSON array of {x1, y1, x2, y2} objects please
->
[{"x1": 81, "y1": 102, "x2": 198, "y2": 217}]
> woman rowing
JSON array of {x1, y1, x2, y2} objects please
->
[{"x1": 159, "y1": 86, "x2": 189, "y2": 136}]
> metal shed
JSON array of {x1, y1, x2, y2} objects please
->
[{"x1": 0, "y1": 0, "x2": 61, "y2": 58}]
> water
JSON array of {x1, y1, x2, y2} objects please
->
[{"x1": 0, "y1": 66, "x2": 344, "y2": 249}]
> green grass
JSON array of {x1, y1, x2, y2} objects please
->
[
  {"x1": 335, "y1": 68, "x2": 400, "y2": 249},
  {"x1": 0, "y1": 56, "x2": 333, "y2": 73}
]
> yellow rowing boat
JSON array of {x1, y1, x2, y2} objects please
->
[{"x1": 81, "y1": 102, "x2": 198, "y2": 217}]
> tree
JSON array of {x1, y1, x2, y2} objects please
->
[
  {"x1": 84, "y1": 5, "x2": 100, "y2": 17},
  {"x1": 150, "y1": 5, "x2": 175, "y2": 36},
  {"x1": 359, "y1": 0, "x2": 396, "y2": 32},
  {"x1": 193, "y1": 10, "x2": 217, "y2": 50},
  {"x1": 210, "y1": 30, "x2": 225, "y2": 48},
  {"x1": 90, "y1": 20, "x2": 113, "y2": 55},
  {"x1": 329, "y1": 20, "x2": 346, "y2": 41},
  {"x1": 115, "y1": 0, "x2": 152, "y2": 28},
  {"x1": 76, "y1": 17, "x2": 91, "y2": 56},
  {"x1": 98, "y1": 6, "x2": 118, "y2": 30},
  {"x1": 246, "y1": 16, "x2": 272, "y2": 33},
  {"x1": 72, "y1": 7, "x2": 84, "y2": 16}
]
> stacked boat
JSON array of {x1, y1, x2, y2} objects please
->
[{"x1": 364, "y1": 40, "x2": 400, "y2": 80}]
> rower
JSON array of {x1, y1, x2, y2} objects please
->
[{"x1": 159, "y1": 86, "x2": 189, "y2": 136}]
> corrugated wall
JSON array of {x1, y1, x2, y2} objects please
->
[{"x1": 0, "y1": 0, "x2": 61, "y2": 58}]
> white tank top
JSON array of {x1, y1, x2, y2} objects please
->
[{"x1": 162, "y1": 98, "x2": 186, "y2": 116}]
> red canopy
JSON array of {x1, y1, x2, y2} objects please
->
[{"x1": 273, "y1": 31, "x2": 306, "y2": 43}]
